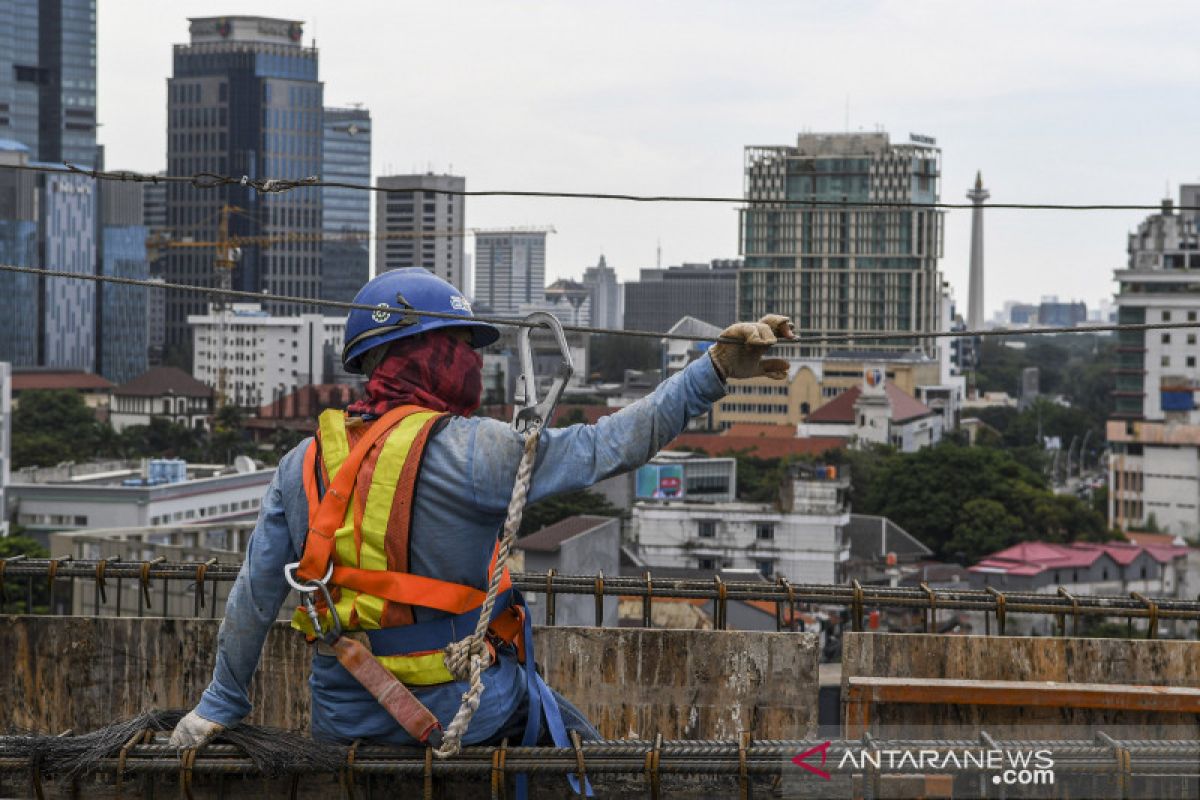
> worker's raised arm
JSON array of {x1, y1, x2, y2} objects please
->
[
  {"x1": 466, "y1": 315, "x2": 794, "y2": 512},
  {"x1": 188, "y1": 446, "x2": 307, "y2": 731}
]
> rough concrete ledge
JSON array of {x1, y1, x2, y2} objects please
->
[{"x1": 0, "y1": 617, "x2": 819, "y2": 740}]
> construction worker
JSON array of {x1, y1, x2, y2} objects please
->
[{"x1": 170, "y1": 267, "x2": 794, "y2": 750}]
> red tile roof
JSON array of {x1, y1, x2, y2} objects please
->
[
  {"x1": 969, "y1": 540, "x2": 1189, "y2": 577},
  {"x1": 723, "y1": 423, "x2": 797, "y2": 438},
  {"x1": 805, "y1": 382, "x2": 934, "y2": 424},
  {"x1": 115, "y1": 367, "x2": 212, "y2": 398},
  {"x1": 11, "y1": 370, "x2": 113, "y2": 392},
  {"x1": 666, "y1": 433, "x2": 847, "y2": 460},
  {"x1": 258, "y1": 384, "x2": 359, "y2": 419}
]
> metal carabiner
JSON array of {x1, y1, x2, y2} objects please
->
[
  {"x1": 512, "y1": 311, "x2": 575, "y2": 434},
  {"x1": 284, "y1": 562, "x2": 341, "y2": 644}
]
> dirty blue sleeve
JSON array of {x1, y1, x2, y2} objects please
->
[
  {"x1": 194, "y1": 445, "x2": 309, "y2": 727},
  {"x1": 469, "y1": 354, "x2": 726, "y2": 513}
]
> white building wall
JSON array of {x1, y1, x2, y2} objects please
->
[
  {"x1": 1142, "y1": 444, "x2": 1200, "y2": 537},
  {"x1": 631, "y1": 502, "x2": 849, "y2": 584},
  {"x1": 189, "y1": 305, "x2": 344, "y2": 408}
]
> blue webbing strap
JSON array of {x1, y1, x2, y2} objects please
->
[{"x1": 514, "y1": 592, "x2": 593, "y2": 798}]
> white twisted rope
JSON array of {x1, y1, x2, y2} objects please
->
[{"x1": 436, "y1": 430, "x2": 540, "y2": 757}]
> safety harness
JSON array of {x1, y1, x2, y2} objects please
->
[{"x1": 284, "y1": 312, "x2": 591, "y2": 796}]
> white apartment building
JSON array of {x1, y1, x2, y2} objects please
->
[
  {"x1": 630, "y1": 464, "x2": 851, "y2": 583},
  {"x1": 189, "y1": 304, "x2": 346, "y2": 408},
  {"x1": 1109, "y1": 190, "x2": 1200, "y2": 537},
  {"x1": 376, "y1": 174, "x2": 466, "y2": 289}
]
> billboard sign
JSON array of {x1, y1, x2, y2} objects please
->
[{"x1": 636, "y1": 463, "x2": 685, "y2": 500}]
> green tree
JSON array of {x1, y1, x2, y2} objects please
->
[
  {"x1": 0, "y1": 534, "x2": 50, "y2": 614},
  {"x1": 205, "y1": 404, "x2": 255, "y2": 464},
  {"x1": 519, "y1": 490, "x2": 621, "y2": 536},
  {"x1": 945, "y1": 498, "x2": 1022, "y2": 560},
  {"x1": 10, "y1": 390, "x2": 113, "y2": 468}
]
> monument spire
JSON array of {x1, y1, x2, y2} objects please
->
[{"x1": 966, "y1": 171, "x2": 989, "y2": 329}]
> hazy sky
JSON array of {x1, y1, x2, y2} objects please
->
[{"x1": 98, "y1": 1, "x2": 1200, "y2": 317}]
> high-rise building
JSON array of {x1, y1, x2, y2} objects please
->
[
  {"x1": 0, "y1": 143, "x2": 40, "y2": 368},
  {"x1": 142, "y1": 178, "x2": 167, "y2": 233},
  {"x1": 163, "y1": 16, "x2": 324, "y2": 364},
  {"x1": 376, "y1": 174, "x2": 465, "y2": 288},
  {"x1": 582, "y1": 254, "x2": 622, "y2": 330},
  {"x1": 1108, "y1": 190, "x2": 1200, "y2": 537},
  {"x1": 739, "y1": 132, "x2": 943, "y2": 356},
  {"x1": 623, "y1": 260, "x2": 740, "y2": 333},
  {"x1": 321, "y1": 106, "x2": 371, "y2": 303},
  {"x1": 96, "y1": 178, "x2": 149, "y2": 384},
  {"x1": 473, "y1": 229, "x2": 546, "y2": 315},
  {"x1": 0, "y1": 0, "x2": 97, "y2": 166}
]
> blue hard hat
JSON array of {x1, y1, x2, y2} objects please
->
[{"x1": 341, "y1": 268, "x2": 500, "y2": 373}]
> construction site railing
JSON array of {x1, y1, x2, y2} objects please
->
[{"x1": 1, "y1": 556, "x2": 1197, "y2": 638}]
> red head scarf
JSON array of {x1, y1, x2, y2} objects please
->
[{"x1": 346, "y1": 331, "x2": 483, "y2": 418}]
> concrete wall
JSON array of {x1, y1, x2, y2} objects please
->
[
  {"x1": 842, "y1": 632, "x2": 1200, "y2": 735},
  {"x1": 0, "y1": 617, "x2": 819, "y2": 741},
  {"x1": 523, "y1": 520, "x2": 620, "y2": 627}
]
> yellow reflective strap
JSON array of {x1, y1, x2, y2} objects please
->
[
  {"x1": 353, "y1": 411, "x2": 439, "y2": 629},
  {"x1": 376, "y1": 652, "x2": 455, "y2": 686},
  {"x1": 317, "y1": 409, "x2": 351, "y2": 475}
]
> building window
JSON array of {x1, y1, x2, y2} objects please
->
[
  {"x1": 1189, "y1": 334, "x2": 1197, "y2": 345},
  {"x1": 1163, "y1": 311, "x2": 1172, "y2": 322},
  {"x1": 755, "y1": 523, "x2": 775, "y2": 541},
  {"x1": 757, "y1": 560, "x2": 773, "y2": 578},
  {"x1": 1162, "y1": 333, "x2": 1171, "y2": 344},
  {"x1": 1162, "y1": 355, "x2": 1171, "y2": 367},
  {"x1": 1189, "y1": 357, "x2": 1196, "y2": 368},
  {"x1": 697, "y1": 520, "x2": 716, "y2": 538},
  {"x1": 1102, "y1": 567, "x2": 1109, "y2": 580},
  {"x1": 1190, "y1": 311, "x2": 1197, "y2": 322},
  {"x1": 697, "y1": 557, "x2": 716, "y2": 570}
]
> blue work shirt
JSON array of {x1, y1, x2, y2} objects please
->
[{"x1": 195, "y1": 355, "x2": 726, "y2": 744}]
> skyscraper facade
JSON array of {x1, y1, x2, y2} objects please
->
[
  {"x1": 738, "y1": 132, "x2": 943, "y2": 356},
  {"x1": 473, "y1": 230, "x2": 545, "y2": 315},
  {"x1": 623, "y1": 260, "x2": 740, "y2": 332},
  {"x1": 0, "y1": 0, "x2": 97, "y2": 166},
  {"x1": 38, "y1": 164, "x2": 96, "y2": 370},
  {"x1": 163, "y1": 16, "x2": 323, "y2": 363},
  {"x1": 376, "y1": 174, "x2": 465, "y2": 288},
  {"x1": 0, "y1": 144, "x2": 41, "y2": 368},
  {"x1": 582, "y1": 254, "x2": 622, "y2": 329},
  {"x1": 321, "y1": 106, "x2": 371, "y2": 303},
  {"x1": 97, "y1": 180, "x2": 149, "y2": 384}
]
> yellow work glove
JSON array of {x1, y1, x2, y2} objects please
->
[
  {"x1": 707, "y1": 314, "x2": 796, "y2": 381},
  {"x1": 168, "y1": 708, "x2": 225, "y2": 748}
]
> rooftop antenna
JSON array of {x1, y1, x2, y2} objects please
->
[{"x1": 656, "y1": 238, "x2": 662, "y2": 268}]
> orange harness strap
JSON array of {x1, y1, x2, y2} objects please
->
[
  {"x1": 331, "y1": 565, "x2": 514, "y2": 616},
  {"x1": 296, "y1": 404, "x2": 426, "y2": 583}
]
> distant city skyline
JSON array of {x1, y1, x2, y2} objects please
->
[{"x1": 95, "y1": 2, "x2": 1200, "y2": 310}]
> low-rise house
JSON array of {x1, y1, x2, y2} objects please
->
[
  {"x1": 798, "y1": 379, "x2": 942, "y2": 452},
  {"x1": 110, "y1": 367, "x2": 213, "y2": 432},
  {"x1": 516, "y1": 515, "x2": 620, "y2": 627},
  {"x1": 10, "y1": 368, "x2": 114, "y2": 417}
]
